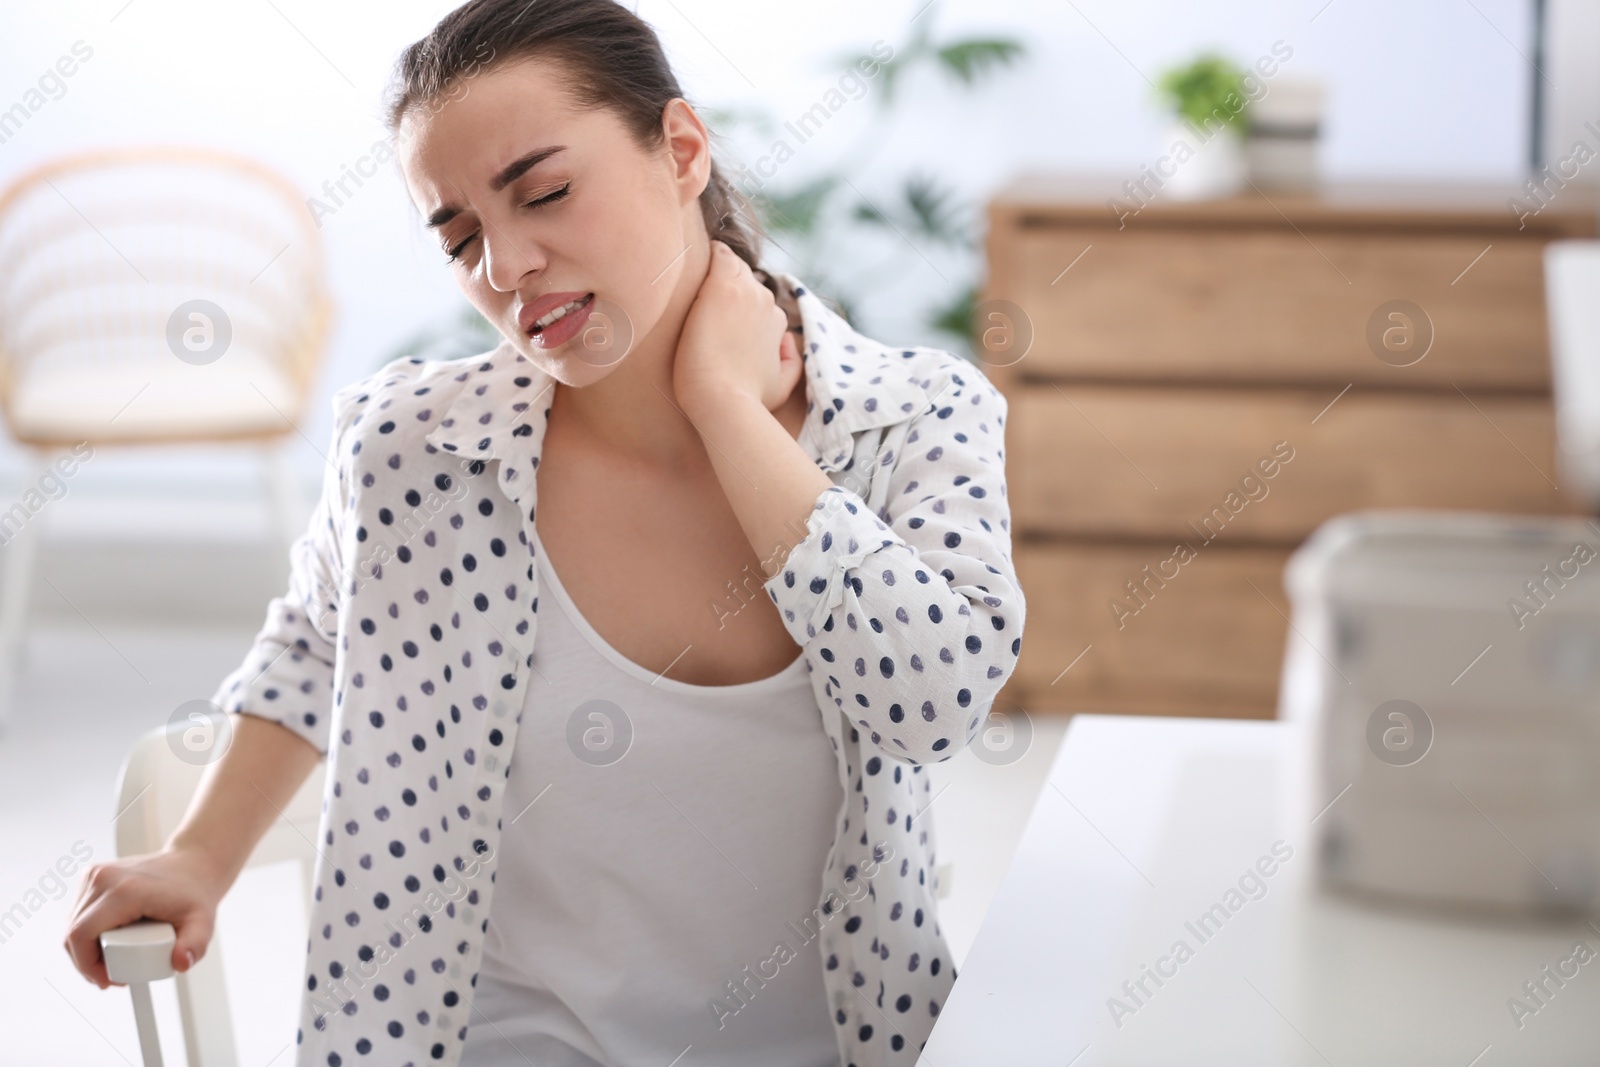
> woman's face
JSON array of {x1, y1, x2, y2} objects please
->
[{"x1": 397, "y1": 56, "x2": 710, "y2": 386}]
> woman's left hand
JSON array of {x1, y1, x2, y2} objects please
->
[{"x1": 673, "y1": 239, "x2": 802, "y2": 423}]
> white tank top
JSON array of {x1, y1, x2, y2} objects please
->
[{"x1": 459, "y1": 524, "x2": 845, "y2": 1067}]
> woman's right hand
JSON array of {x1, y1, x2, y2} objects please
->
[{"x1": 63, "y1": 846, "x2": 227, "y2": 989}]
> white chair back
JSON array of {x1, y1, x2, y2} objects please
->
[{"x1": 107, "y1": 719, "x2": 325, "y2": 1067}]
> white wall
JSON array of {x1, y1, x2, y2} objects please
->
[{"x1": 0, "y1": 0, "x2": 1589, "y2": 503}]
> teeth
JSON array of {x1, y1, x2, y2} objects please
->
[{"x1": 534, "y1": 296, "x2": 588, "y2": 330}]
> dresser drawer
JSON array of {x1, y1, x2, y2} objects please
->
[
  {"x1": 1009, "y1": 384, "x2": 1580, "y2": 541},
  {"x1": 1006, "y1": 542, "x2": 1293, "y2": 718},
  {"x1": 994, "y1": 226, "x2": 1551, "y2": 389}
]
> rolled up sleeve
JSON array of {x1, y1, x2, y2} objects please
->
[
  {"x1": 209, "y1": 387, "x2": 359, "y2": 757},
  {"x1": 765, "y1": 356, "x2": 1025, "y2": 765}
]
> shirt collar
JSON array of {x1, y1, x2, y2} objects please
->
[
  {"x1": 778, "y1": 270, "x2": 931, "y2": 468},
  {"x1": 422, "y1": 269, "x2": 929, "y2": 472}
]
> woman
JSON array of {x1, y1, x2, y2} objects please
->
[{"x1": 64, "y1": 2, "x2": 1024, "y2": 1065}]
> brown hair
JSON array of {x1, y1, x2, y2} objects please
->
[{"x1": 384, "y1": 0, "x2": 771, "y2": 285}]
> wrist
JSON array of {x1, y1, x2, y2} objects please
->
[
  {"x1": 682, "y1": 385, "x2": 765, "y2": 429},
  {"x1": 161, "y1": 835, "x2": 236, "y2": 901}
]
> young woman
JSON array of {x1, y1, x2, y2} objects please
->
[{"x1": 64, "y1": 2, "x2": 1025, "y2": 1065}]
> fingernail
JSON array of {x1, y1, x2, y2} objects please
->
[{"x1": 184, "y1": 948, "x2": 196, "y2": 970}]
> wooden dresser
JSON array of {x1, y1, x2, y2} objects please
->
[{"x1": 980, "y1": 175, "x2": 1598, "y2": 719}]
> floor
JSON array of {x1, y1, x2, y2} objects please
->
[{"x1": 0, "y1": 492, "x2": 1068, "y2": 1066}]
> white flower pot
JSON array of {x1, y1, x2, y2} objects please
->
[
  {"x1": 1244, "y1": 78, "x2": 1325, "y2": 190},
  {"x1": 1161, "y1": 118, "x2": 1246, "y2": 200}
]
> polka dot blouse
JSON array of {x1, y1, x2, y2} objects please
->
[{"x1": 209, "y1": 270, "x2": 1026, "y2": 1067}]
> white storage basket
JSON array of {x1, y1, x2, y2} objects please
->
[{"x1": 1281, "y1": 509, "x2": 1600, "y2": 917}]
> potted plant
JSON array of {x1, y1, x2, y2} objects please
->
[{"x1": 1155, "y1": 52, "x2": 1248, "y2": 200}]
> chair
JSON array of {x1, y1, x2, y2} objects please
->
[
  {"x1": 0, "y1": 146, "x2": 333, "y2": 724},
  {"x1": 100, "y1": 718, "x2": 326, "y2": 1067}
]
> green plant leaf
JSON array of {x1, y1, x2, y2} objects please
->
[
  {"x1": 934, "y1": 38, "x2": 1026, "y2": 86},
  {"x1": 854, "y1": 173, "x2": 969, "y2": 248},
  {"x1": 874, "y1": 54, "x2": 909, "y2": 109},
  {"x1": 928, "y1": 281, "x2": 978, "y2": 347},
  {"x1": 852, "y1": 201, "x2": 888, "y2": 224},
  {"x1": 1155, "y1": 51, "x2": 1247, "y2": 131},
  {"x1": 900, "y1": 172, "x2": 968, "y2": 245},
  {"x1": 755, "y1": 175, "x2": 842, "y2": 237},
  {"x1": 870, "y1": 2, "x2": 938, "y2": 109}
]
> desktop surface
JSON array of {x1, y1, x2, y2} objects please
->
[{"x1": 921, "y1": 715, "x2": 1600, "y2": 1066}]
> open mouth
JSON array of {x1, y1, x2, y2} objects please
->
[{"x1": 528, "y1": 293, "x2": 594, "y2": 335}]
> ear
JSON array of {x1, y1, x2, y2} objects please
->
[{"x1": 661, "y1": 97, "x2": 712, "y2": 207}]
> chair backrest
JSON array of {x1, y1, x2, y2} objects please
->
[
  {"x1": 0, "y1": 146, "x2": 331, "y2": 445},
  {"x1": 113, "y1": 718, "x2": 326, "y2": 1067}
]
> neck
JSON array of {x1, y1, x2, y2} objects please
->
[{"x1": 548, "y1": 241, "x2": 716, "y2": 472}]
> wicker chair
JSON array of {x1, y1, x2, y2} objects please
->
[{"x1": 0, "y1": 146, "x2": 332, "y2": 724}]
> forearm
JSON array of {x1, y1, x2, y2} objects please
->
[
  {"x1": 730, "y1": 351, "x2": 1025, "y2": 765},
  {"x1": 689, "y1": 390, "x2": 835, "y2": 579},
  {"x1": 165, "y1": 712, "x2": 323, "y2": 894}
]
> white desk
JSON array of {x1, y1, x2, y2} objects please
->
[{"x1": 921, "y1": 716, "x2": 1600, "y2": 1066}]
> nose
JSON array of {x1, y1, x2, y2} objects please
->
[{"x1": 482, "y1": 224, "x2": 544, "y2": 293}]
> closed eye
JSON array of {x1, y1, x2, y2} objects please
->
[
  {"x1": 445, "y1": 184, "x2": 572, "y2": 263},
  {"x1": 524, "y1": 183, "x2": 571, "y2": 210}
]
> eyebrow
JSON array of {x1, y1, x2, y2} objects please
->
[{"x1": 424, "y1": 145, "x2": 568, "y2": 229}]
